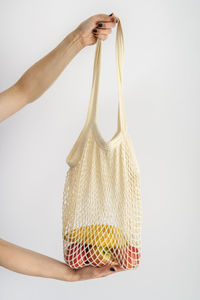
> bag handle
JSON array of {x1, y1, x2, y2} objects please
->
[{"x1": 85, "y1": 19, "x2": 127, "y2": 133}]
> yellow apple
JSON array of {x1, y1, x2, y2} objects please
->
[{"x1": 87, "y1": 246, "x2": 112, "y2": 267}]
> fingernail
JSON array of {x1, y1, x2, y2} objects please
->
[
  {"x1": 109, "y1": 13, "x2": 113, "y2": 16},
  {"x1": 110, "y1": 267, "x2": 115, "y2": 272},
  {"x1": 98, "y1": 23, "x2": 103, "y2": 27},
  {"x1": 93, "y1": 29, "x2": 97, "y2": 33}
]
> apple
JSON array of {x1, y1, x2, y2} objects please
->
[
  {"x1": 86, "y1": 246, "x2": 113, "y2": 267},
  {"x1": 115, "y1": 245, "x2": 140, "y2": 269},
  {"x1": 109, "y1": 248, "x2": 121, "y2": 264},
  {"x1": 65, "y1": 243, "x2": 87, "y2": 269}
]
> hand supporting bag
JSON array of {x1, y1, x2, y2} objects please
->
[{"x1": 62, "y1": 19, "x2": 142, "y2": 270}]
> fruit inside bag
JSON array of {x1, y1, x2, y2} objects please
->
[{"x1": 63, "y1": 224, "x2": 141, "y2": 270}]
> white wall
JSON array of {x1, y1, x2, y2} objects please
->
[{"x1": 0, "y1": 0, "x2": 199, "y2": 299}]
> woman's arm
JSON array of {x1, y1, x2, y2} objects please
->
[
  {"x1": 0, "y1": 238, "x2": 123, "y2": 281},
  {"x1": 0, "y1": 13, "x2": 118, "y2": 122}
]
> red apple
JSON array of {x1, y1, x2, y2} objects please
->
[
  {"x1": 65, "y1": 243, "x2": 87, "y2": 269},
  {"x1": 86, "y1": 246, "x2": 113, "y2": 267},
  {"x1": 115, "y1": 245, "x2": 141, "y2": 269}
]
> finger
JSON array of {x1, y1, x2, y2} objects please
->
[
  {"x1": 94, "y1": 33, "x2": 109, "y2": 41},
  {"x1": 113, "y1": 265, "x2": 126, "y2": 272},
  {"x1": 74, "y1": 263, "x2": 125, "y2": 281},
  {"x1": 92, "y1": 13, "x2": 116, "y2": 23},
  {"x1": 95, "y1": 264, "x2": 127, "y2": 278},
  {"x1": 94, "y1": 265, "x2": 118, "y2": 278},
  {"x1": 95, "y1": 28, "x2": 112, "y2": 35},
  {"x1": 100, "y1": 14, "x2": 119, "y2": 24},
  {"x1": 105, "y1": 15, "x2": 119, "y2": 24},
  {"x1": 96, "y1": 22, "x2": 116, "y2": 29},
  {"x1": 113, "y1": 15, "x2": 120, "y2": 23}
]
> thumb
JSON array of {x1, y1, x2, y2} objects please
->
[{"x1": 93, "y1": 13, "x2": 118, "y2": 23}]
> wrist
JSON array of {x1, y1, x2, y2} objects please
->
[
  {"x1": 62, "y1": 265, "x2": 79, "y2": 282},
  {"x1": 71, "y1": 28, "x2": 86, "y2": 49}
]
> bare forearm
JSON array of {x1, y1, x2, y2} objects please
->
[
  {"x1": 0, "y1": 29, "x2": 84, "y2": 122},
  {"x1": 0, "y1": 238, "x2": 75, "y2": 281},
  {"x1": 0, "y1": 14, "x2": 117, "y2": 123},
  {"x1": 16, "y1": 29, "x2": 84, "y2": 103}
]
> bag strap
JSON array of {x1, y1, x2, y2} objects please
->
[{"x1": 84, "y1": 19, "x2": 128, "y2": 133}]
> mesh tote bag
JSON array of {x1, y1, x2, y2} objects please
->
[{"x1": 62, "y1": 19, "x2": 142, "y2": 270}]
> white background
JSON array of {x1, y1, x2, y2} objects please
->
[{"x1": 0, "y1": 0, "x2": 199, "y2": 299}]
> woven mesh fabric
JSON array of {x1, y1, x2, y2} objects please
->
[{"x1": 62, "y1": 20, "x2": 142, "y2": 270}]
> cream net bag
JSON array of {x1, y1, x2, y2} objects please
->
[{"x1": 62, "y1": 20, "x2": 142, "y2": 270}]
